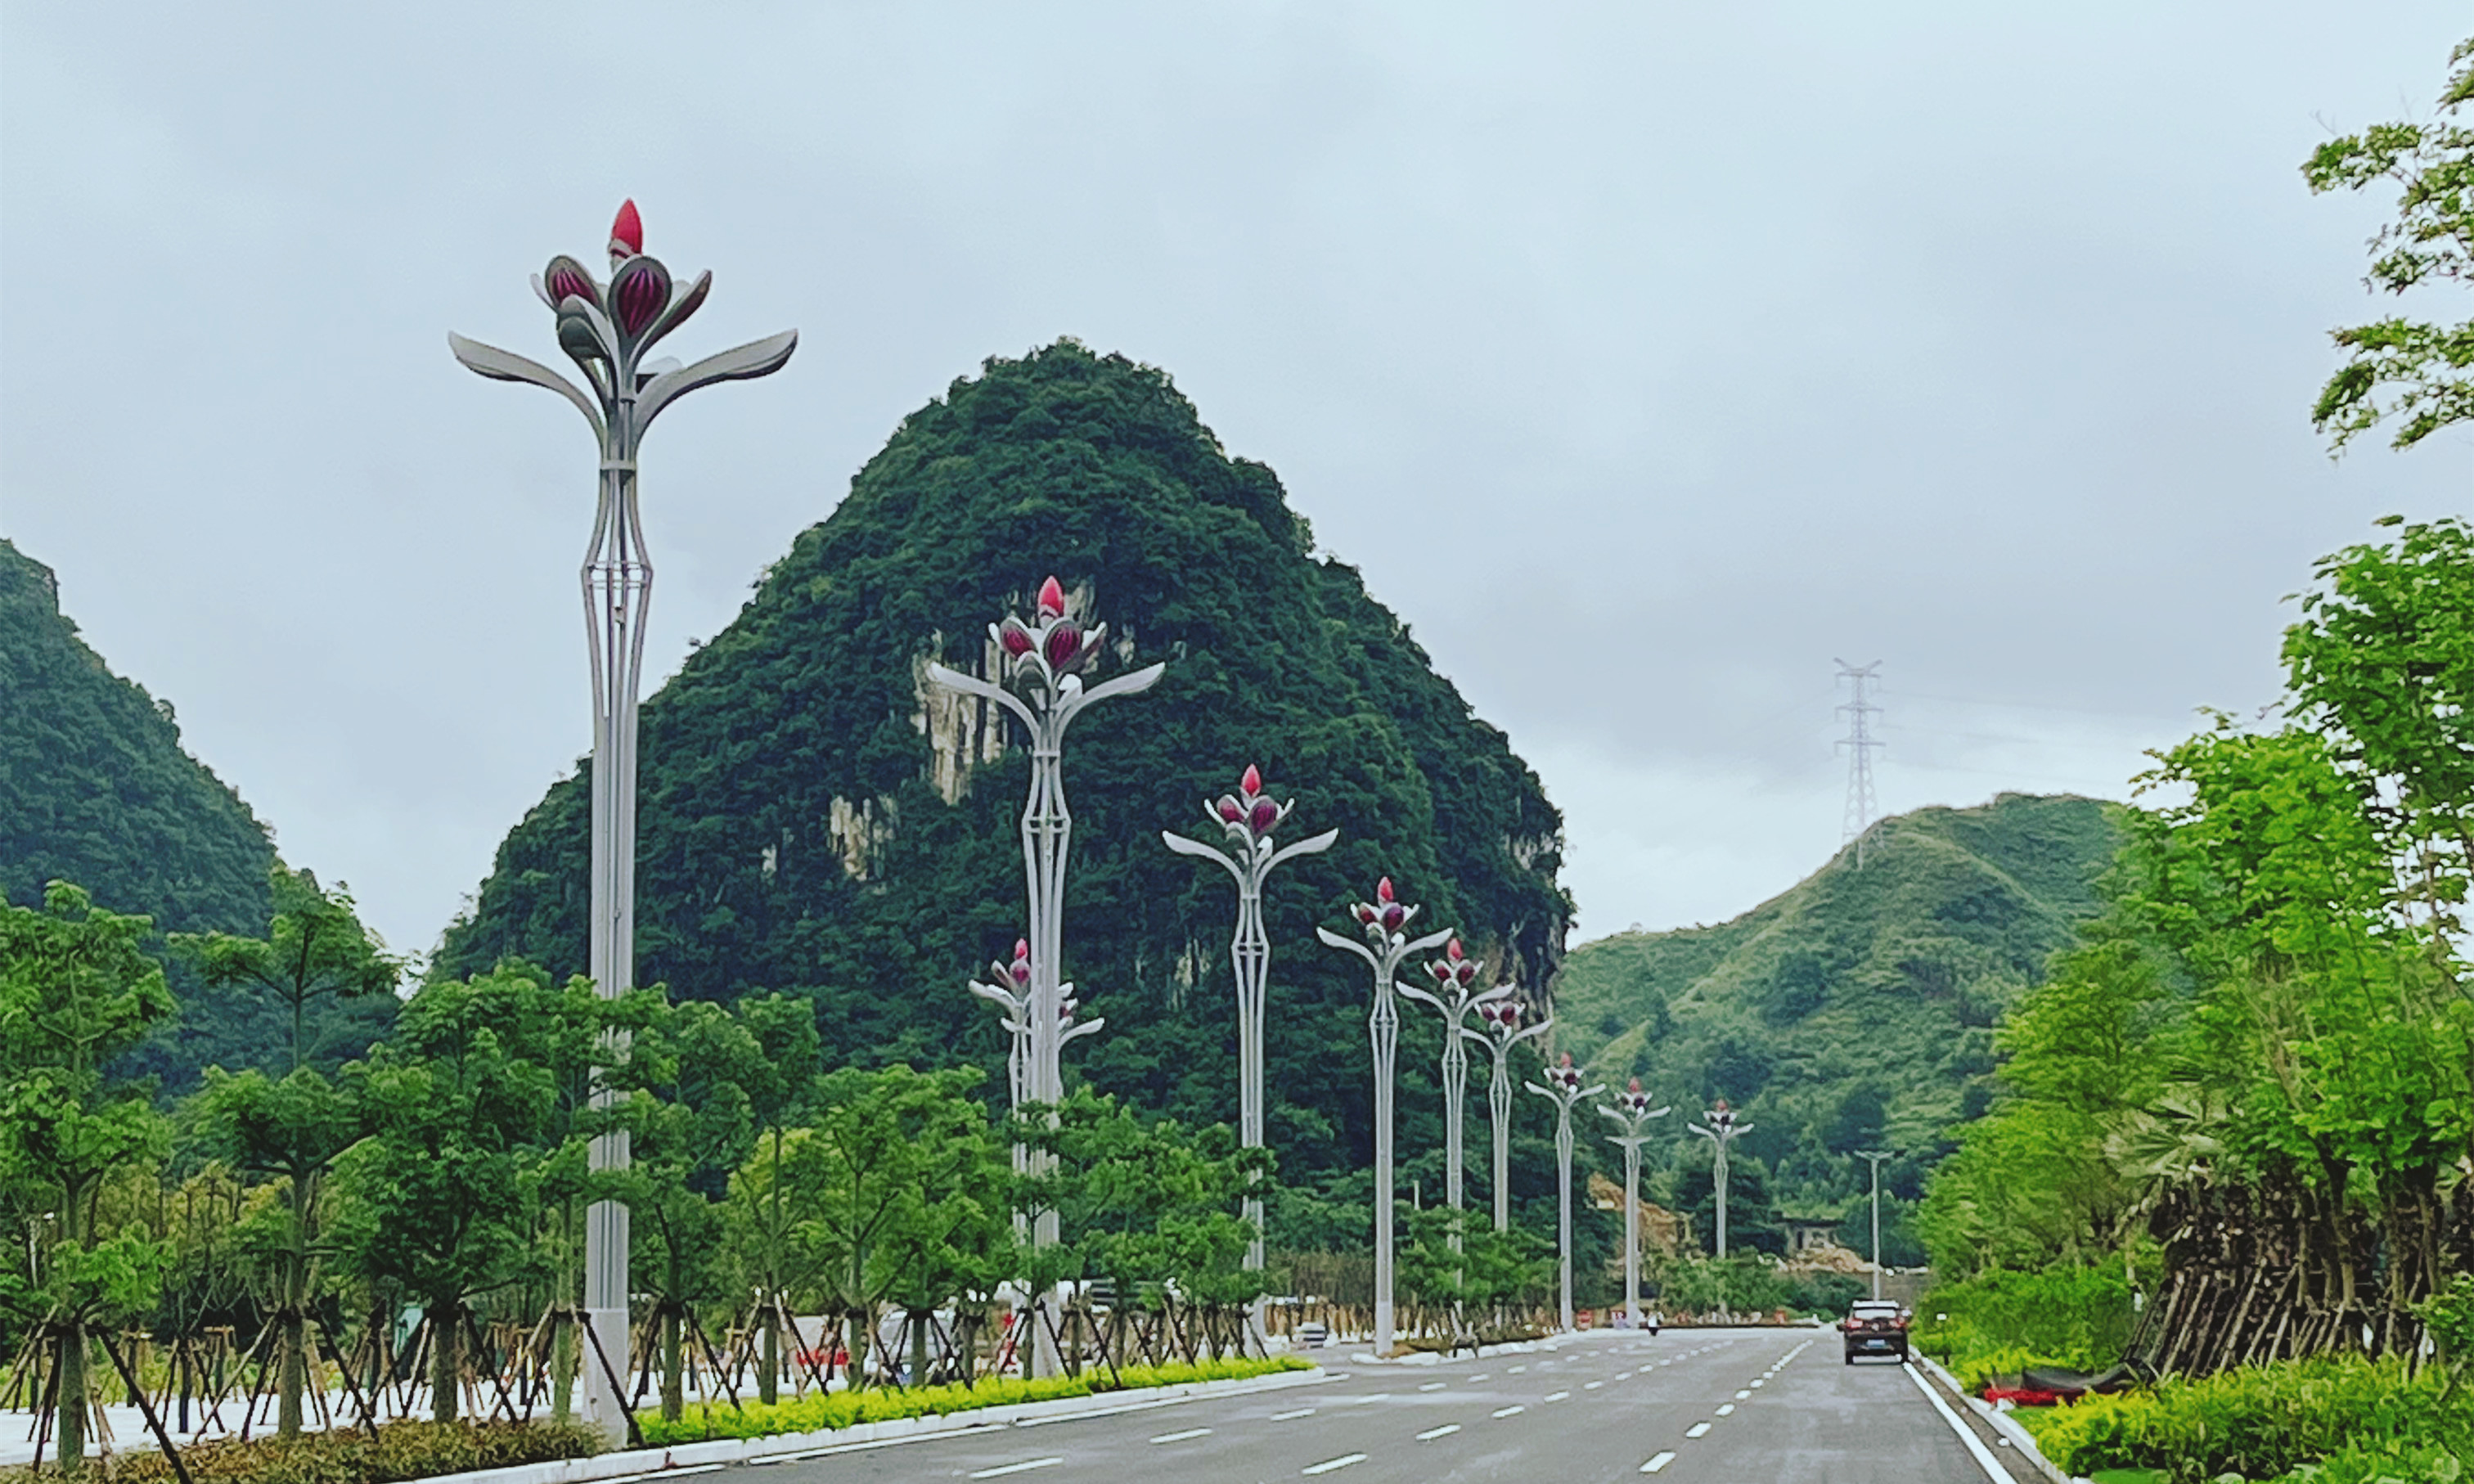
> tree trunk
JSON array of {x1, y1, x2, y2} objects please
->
[
  {"x1": 551, "y1": 1310, "x2": 575, "y2": 1423},
  {"x1": 659, "y1": 1306, "x2": 683, "y2": 1422},
  {"x1": 758, "y1": 1301, "x2": 779, "y2": 1406},
  {"x1": 911, "y1": 1310, "x2": 929, "y2": 1388},
  {"x1": 56, "y1": 1322, "x2": 88, "y2": 1476},
  {"x1": 429, "y1": 1303, "x2": 461, "y2": 1423}
]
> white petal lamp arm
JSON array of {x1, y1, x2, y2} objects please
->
[
  {"x1": 448, "y1": 333, "x2": 606, "y2": 438},
  {"x1": 1314, "y1": 928, "x2": 1380, "y2": 970},
  {"x1": 924, "y1": 662, "x2": 1040, "y2": 734},
  {"x1": 1161, "y1": 831, "x2": 1247, "y2": 884},
  {"x1": 1397, "y1": 983, "x2": 1449, "y2": 1015},
  {"x1": 1509, "y1": 1016, "x2": 1554, "y2": 1050},
  {"x1": 1061, "y1": 1017, "x2": 1104, "y2": 1045},
  {"x1": 1267, "y1": 828, "x2": 1341, "y2": 870},
  {"x1": 636, "y1": 330, "x2": 799, "y2": 427},
  {"x1": 1068, "y1": 661, "x2": 1167, "y2": 710}
]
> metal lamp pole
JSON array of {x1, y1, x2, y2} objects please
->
[
  {"x1": 1316, "y1": 878, "x2": 1451, "y2": 1355},
  {"x1": 969, "y1": 938, "x2": 1104, "y2": 1218},
  {"x1": 1598, "y1": 1079, "x2": 1671, "y2": 1329},
  {"x1": 1523, "y1": 1055, "x2": 1604, "y2": 1333},
  {"x1": 1400, "y1": 940, "x2": 1513, "y2": 1239},
  {"x1": 1687, "y1": 1099, "x2": 1752, "y2": 1260},
  {"x1": 1468, "y1": 996, "x2": 1552, "y2": 1231},
  {"x1": 451, "y1": 200, "x2": 795, "y2": 1439},
  {"x1": 1855, "y1": 1149, "x2": 1893, "y2": 1300},
  {"x1": 929, "y1": 576, "x2": 1163, "y2": 1375},
  {"x1": 1163, "y1": 765, "x2": 1338, "y2": 1277}
]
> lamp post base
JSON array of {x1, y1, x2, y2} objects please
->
[{"x1": 578, "y1": 1304, "x2": 631, "y2": 1442}]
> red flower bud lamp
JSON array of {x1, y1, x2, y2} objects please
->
[
  {"x1": 1164, "y1": 764, "x2": 1338, "y2": 1284},
  {"x1": 449, "y1": 201, "x2": 795, "y2": 1442}
]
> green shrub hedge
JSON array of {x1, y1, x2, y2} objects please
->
[
  {"x1": 0, "y1": 1420, "x2": 603, "y2": 1484},
  {"x1": 641, "y1": 1355, "x2": 1312, "y2": 1446},
  {"x1": 1914, "y1": 1266, "x2": 2138, "y2": 1385},
  {"x1": 2018, "y1": 1354, "x2": 2470, "y2": 1483}
]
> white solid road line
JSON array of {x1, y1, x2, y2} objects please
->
[
  {"x1": 967, "y1": 1459, "x2": 1063, "y2": 1480},
  {"x1": 1640, "y1": 1451, "x2": 1678, "y2": 1474},
  {"x1": 1685, "y1": 1422, "x2": 1712, "y2": 1439},
  {"x1": 1301, "y1": 1452, "x2": 1368, "y2": 1475},
  {"x1": 1416, "y1": 1424, "x2": 1462, "y2": 1441},
  {"x1": 1149, "y1": 1428, "x2": 1212, "y2": 1444},
  {"x1": 1268, "y1": 1407, "x2": 1317, "y2": 1421},
  {"x1": 1491, "y1": 1405, "x2": 1526, "y2": 1418},
  {"x1": 1903, "y1": 1362, "x2": 2012, "y2": 1482}
]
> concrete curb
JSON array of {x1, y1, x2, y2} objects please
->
[
  {"x1": 1914, "y1": 1353, "x2": 2081, "y2": 1484},
  {"x1": 405, "y1": 1367, "x2": 1332, "y2": 1484}
]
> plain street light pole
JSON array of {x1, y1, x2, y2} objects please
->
[
  {"x1": 1687, "y1": 1099, "x2": 1752, "y2": 1261},
  {"x1": 451, "y1": 200, "x2": 795, "y2": 1440},
  {"x1": 1400, "y1": 939, "x2": 1513, "y2": 1242},
  {"x1": 1469, "y1": 996, "x2": 1552, "y2": 1231},
  {"x1": 1525, "y1": 1055, "x2": 1604, "y2": 1333},
  {"x1": 929, "y1": 576, "x2": 1163, "y2": 1375},
  {"x1": 1855, "y1": 1149, "x2": 1893, "y2": 1300},
  {"x1": 1598, "y1": 1078, "x2": 1672, "y2": 1329},
  {"x1": 1317, "y1": 879, "x2": 1451, "y2": 1355},
  {"x1": 1163, "y1": 764, "x2": 1338, "y2": 1280}
]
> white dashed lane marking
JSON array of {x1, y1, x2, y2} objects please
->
[
  {"x1": 1545, "y1": 1390, "x2": 1570, "y2": 1402},
  {"x1": 1149, "y1": 1428, "x2": 1211, "y2": 1445},
  {"x1": 1685, "y1": 1422, "x2": 1712, "y2": 1439},
  {"x1": 969, "y1": 1460, "x2": 1062, "y2": 1480},
  {"x1": 1301, "y1": 1454, "x2": 1366, "y2": 1476},
  {"x1": 1419, "y1": 1382, "x2": 1446, "y2": 1392},
  {"x1": 1640, "y1": 1452, "x2": 1677, "y2": 1474},
  {"x1": 1716, "y1": 1403, "x2": 1735, "y2": 1416},
  {"x1": 1491, "y1": 1405, "x2": 1526, "y2": 1419},
  {"x1": 1416, "y1": 1424, "x2": 1461, "y2": 1441},
  {"x1": 1268, "y1": 1407, "x2": 1316, "y2": 1421}
]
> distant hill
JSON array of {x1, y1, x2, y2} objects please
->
[
  {"x1": 0, "y1": 538, "x2": 272, "y2": 934},
  {"x1": 1556, "y1": 793, "x2": 2123, "y2": 1259},
  {"x1": 436, "y1": 342, "x2": 1572, "y2": 1217},
  {"x1": 0, "y1": 538, "x2": 391, "y2": 1090}
]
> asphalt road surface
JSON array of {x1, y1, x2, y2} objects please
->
[{"x1": 739, "y1": 1326, "x2": 2037, "y2": 1484}]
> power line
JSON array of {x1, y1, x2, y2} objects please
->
[{"x1": 1836, "y1": 659, "x2": 1882, "y2": 868}]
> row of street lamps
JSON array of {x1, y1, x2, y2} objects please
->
[{"x1": 454, "y1": 207, "x2": 1882, "y2": 1428}]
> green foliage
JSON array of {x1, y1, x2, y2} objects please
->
[
  {"x1": 639, "y1": 1356, "x2": 1309, "y2": 1445},
  {"x1": 1396, "y1": 1205, "x2": 1549, "y2": 1319},
  {"x1": 173, "y1": 866, "x2": 402, "y2": 1078},
  {"x1": 1020, "y1": 1087, "x2": 1266, "y2": 1307},
  {"x1": 1912, "y1": 1266, "x2": 2140, "y2": 1385},
  {"x1": 1649, "y1": 1252, "x2": 1793, "y2": 1315},
  {"x1": 0, "y1": 1420, "x2": 605, "y2": 1484},
  {"x1": 1558, "y1": 793, "x2": 2121, "y2": 1247},
  {"x1": 434, "y1": 343, "x2": 1570, "y2": 1222},
  {"x1": 2021, "y1": 1354, "x2": 2472, "y2": 1484},
  {"x1": 2303, "y1": 38, "x2": 2474, "y2": 452}
]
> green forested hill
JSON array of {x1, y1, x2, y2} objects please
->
[
  {"x1": 438, "y1": 343, "x2": 1572, "y2": 1233},
  {"x1": 0, "y1": 539, "x2": 389, "y2": 1090},
  {"x1": 0, "y1": 539, "x2": 272, "y2": 936},
  {"x1": 1557, "y1": 793, "x2": 2123, "y2": 1260}
]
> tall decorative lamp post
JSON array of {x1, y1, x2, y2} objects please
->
[
  {"x1": 1855, "y1": 1149, "x2": 1893, "y2": 1300},
  {"x1": 1687, "y1": 1098, "x2": 1753, "y2": 1259},
  {"x1": 969, "y1": 939, "x2": 1104, "y2": 1193},
  {"x1": 1316, "y1": 879, "x2": 1451, "y2": 1354},
  {"x1": 1598, "y1": 1079, "x2": 1671, "y2": 1329},
  {"x1": 1399, "y1": 940, "x2": 1512, "y2": 1235},
  {"x1": 928, "y1": 577, "x2": 1163, "y2": 1374},
  {"x1": 1524, "y1": 1054, "x2": 1604, "y2": 1333},
  {"x1": 1468, "y1": 996, "x2": 1551, "y2": 1231},
  {"x1": 1163, "y1": 766, "x2": 1338, "y2": 1278},
  {"x1": 451, "y1": 201, "x2": 795, "y2": 1439}
]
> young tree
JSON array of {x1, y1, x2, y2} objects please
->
[
  {"x1": 720, "y1": 995, "x2": 819, "y2": 1403},
  {"x1": 173, "y1": 864, "x2": 402, "y2": 1076},
  {"x1": 0, "y1": 883, "x2": 174, "y2": 1474},
  {"x1": 331, "y1": 964, "x2": 614, "y2": 1422}
]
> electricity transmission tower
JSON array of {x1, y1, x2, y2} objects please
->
[{"x1": 1836, "y1": 659, "x2": 1882, "y2": 868}]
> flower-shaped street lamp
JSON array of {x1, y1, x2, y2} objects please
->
[
  {"x1": 1468, "y1": 996, "x2": 1553, "y2": 1232},
  {"x1": 1598, "y1": 1079, "x2": 1673, "y2": 1329},
  {"x1": 1316, "y1": 878, "x2": 1452, "y2": 1354},
  {"x1": 1524, "y1": 1055, "x2": 1605, "y2": 1333},
  {"x1": 1688, "y1": 1098, "x2": 1755, "y2": 1259},
  {"x1": 1163, "y1": 766, "x2": 1338, "y2": 1277},
  {"x1": 1399, "y1": 939, "x2": 1514, "y2": 1242},
  {"x1": 969, "y1": 939, "x2": 1101, "y2": 1235},
  {"x1": 451, "y1": 201, "x2": 795, "y2": 1441},
  {"x1": 929, "y1": 578, "x2": 1163, "y2": 1376}
]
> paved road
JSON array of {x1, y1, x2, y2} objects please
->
[{"x1": 743, "y1": 1327, "x2": 2035, "y2": 1484}]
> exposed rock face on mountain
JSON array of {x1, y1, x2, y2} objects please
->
[
  {"x1": 438, "y1": 343, "x2": 1572, "y2": 1192},
  {"x1": 1556, "y1": 792, "x2": 2123, "y2": 1259}
]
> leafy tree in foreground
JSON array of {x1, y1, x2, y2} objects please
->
[
  {"x1": 0, "y1": 883, "x2": 173, "y2": 1473},
  {"x1": 2305, "y1": 36, "x2": 2474, "y2": 452},
  {"x1": 719, "y1": 994, "x2": 821, "y2": 1403},
  {"x1": 173, "y1": 864, "x2": 402, "y2": 1076}
]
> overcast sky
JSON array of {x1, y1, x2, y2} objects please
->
[{"x1": 4, "y1": 3, "x2": 2467, "y2": 961}]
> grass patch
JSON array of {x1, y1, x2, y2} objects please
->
[
  {"x1": 641, "y1": 1355, "x2": 1311, "y2": 1446},
  {"x1": 0, "y1": 1420, "x2": 603, "y2": 1484}
]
